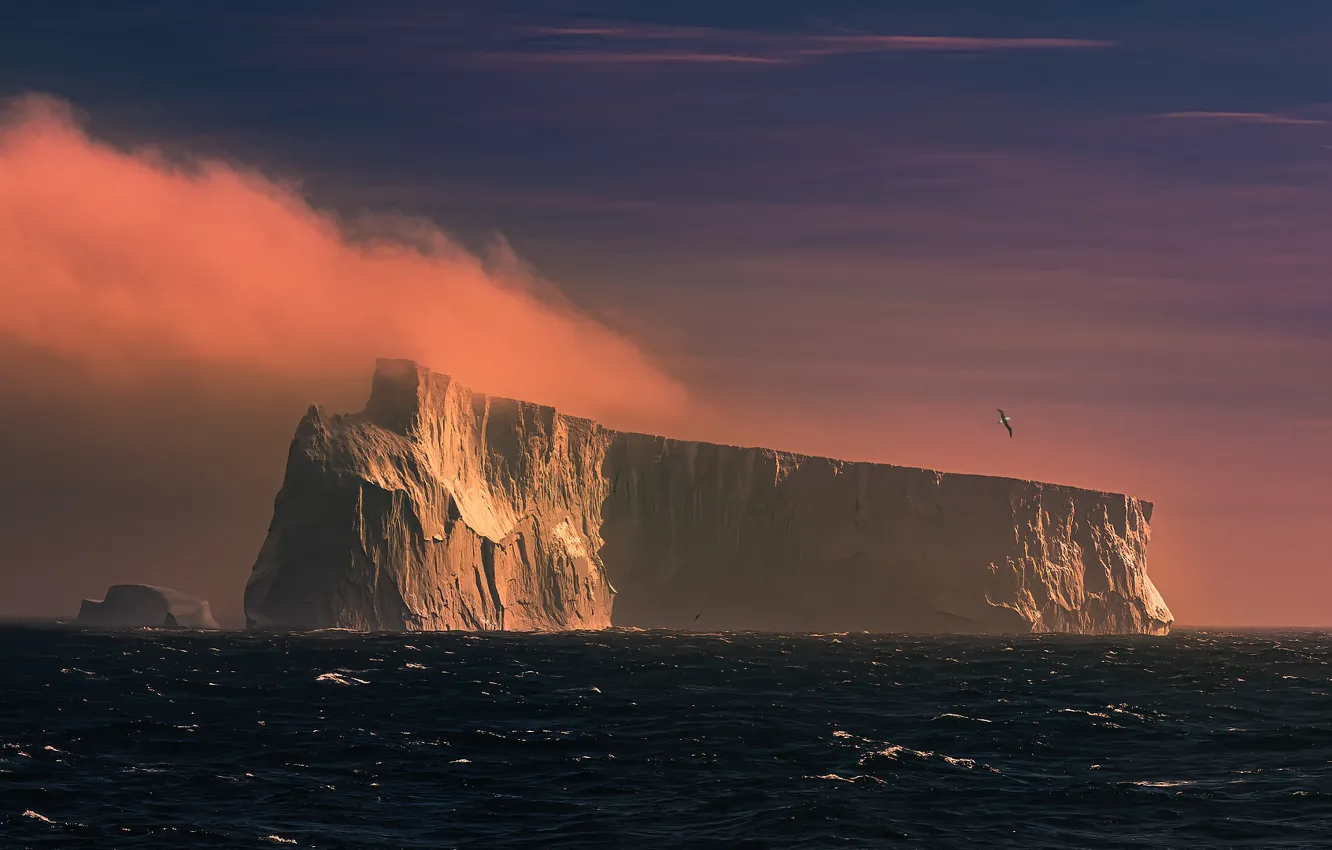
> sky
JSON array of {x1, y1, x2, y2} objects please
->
[{"x1": 1, "y1": 0, "x2": 1329, "y2": 627}]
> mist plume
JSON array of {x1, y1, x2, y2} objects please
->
[{"x1": 0, "y1": 94, "x2": 685, "y2": 424}]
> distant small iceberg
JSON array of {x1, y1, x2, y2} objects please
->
[{"x1": 76, "y1": 584, "x2": 219, "y2": 629}]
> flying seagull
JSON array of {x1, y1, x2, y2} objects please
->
[
  {"x1": 694, "y1": 613, "x2": 701, "y2": 621},
  {"x1": 997, "y1": 409, "x2": 1013, "y2": 438}
]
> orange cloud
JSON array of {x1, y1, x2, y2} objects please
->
[{"x1": 0, "y1": 94, "x2": 686, "y2": 425}]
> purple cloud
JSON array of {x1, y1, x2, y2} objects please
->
[{"x1": 1156, "y1": 111, "x2": 1327, "y2": 126}]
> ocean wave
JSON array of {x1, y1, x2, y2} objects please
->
[
  {"x1": 1, "y1": 627, "x2": 1329, "y2": 848},
  {"x1": 857, "y1": 744, "x2": 1002, "y2": 774},
  {"x1": 314, "y1": 672, "x2": 370, "y2": 686}
]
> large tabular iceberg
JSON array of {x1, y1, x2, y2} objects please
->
[
  {"x1": 244, "y1": 359, "x2": 1173, "y2": 635},
  {"x1": 77, "y1": 584, "x2": 220, "y2": 629}
]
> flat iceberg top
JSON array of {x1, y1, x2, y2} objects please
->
[{"x1": 94, "y1": 583, "x2": 203, "y2": 602}]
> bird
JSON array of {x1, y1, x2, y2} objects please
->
[
  {"x1": 997, "y1": 409, "x2": 1013, "y2": 438},
  {"x1": 694, "y1": 613, "x2": 700, "y2": 621}
]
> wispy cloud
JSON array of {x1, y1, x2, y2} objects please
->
[
  {"x1": 278, "y1": 13, "x2": 1115, "y2": 72},
  {"x1": 789, "y1": 34, "x2": 1115, "y2": 55},
  {"x1": 481, "y1": 49, "x2": 785, "y2": 66},
  {"x1": 1156, "y1": 111, "x2": 1327, "y2": 126},
  {"x1": 500, "y1": 22, "x2": 1116, "y2": 67}
]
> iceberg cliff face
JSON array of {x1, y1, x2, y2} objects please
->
[{"x1": 244, "y1": 359, "x2": 1172, "y2": 635}]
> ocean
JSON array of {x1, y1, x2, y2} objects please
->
[{"x1": 1, "y1": 627, "x2": 1328, "y2": 849}]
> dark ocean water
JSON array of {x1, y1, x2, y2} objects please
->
[{"x1": 2, "y1": 628, "x2": 1330, "y2": 849}]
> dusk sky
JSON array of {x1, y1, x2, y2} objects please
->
[{"x1": 1, "y1": 0, "x2": 1329, "y2": 626}]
